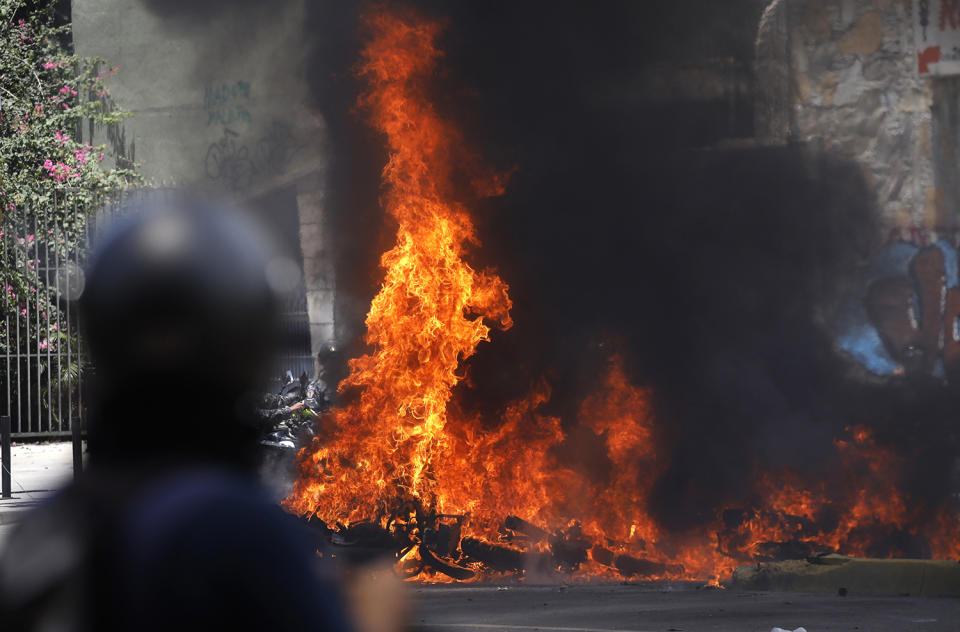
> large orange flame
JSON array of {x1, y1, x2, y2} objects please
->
[
  {"x1": 285, "y1": 4, "x2": 960, "y2": 583},
  {"x1": 284, "y1": 6, "x2": 512, "y2": 524}
]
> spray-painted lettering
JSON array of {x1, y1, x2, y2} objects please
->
[
  {"x1": 203, "y1": 80, "x2": 252, "y2": 127},
  {"x1": 204, "y1": 122, "x2": 303, "y2": 190},
  {"x1": 941, "y1": 0, "x2": 960, "y2": 30}
]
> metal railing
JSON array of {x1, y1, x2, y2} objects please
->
[
  {"x1": 0, "y1": 188, "x2": 169, "y2": 437},
  {"x1": 1, "y1": 190, "x2": 94, "y2": 438},
  {"x1": 1, "y1": 188, "x2": 315, "y2": 440}
]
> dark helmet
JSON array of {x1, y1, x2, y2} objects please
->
[
  {"x1": 78, "y1": 196, "x2": 294, "y2": 464},
  {"x1": 316, "y1": 341, "x2": 339, "y2": 365}
]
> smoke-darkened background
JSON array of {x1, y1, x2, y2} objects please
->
[
  {"x1": 295, "y1": 1, "x2": 960, "y2": 536},
  {"x1": 111, "y1": 0, "x2": 960, "y2": 540}
]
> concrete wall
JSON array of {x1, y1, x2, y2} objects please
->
[
  {"x1": 71, "y1": 0, "x2": 335, "y2": 369},
  {"x1": 755, "y1": 0, "x2": 960, "y2": 379},
  {"x1": 756, "y1": 0, "x2": 942, "y2": 237}
]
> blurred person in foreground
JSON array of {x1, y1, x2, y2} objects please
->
[{"x1": 0, "y1": 199, "x2": 403, "y2": 631}]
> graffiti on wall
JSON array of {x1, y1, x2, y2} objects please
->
[
  {"x1": 204, "y1": 122, "x2": 304, "y2": 190},
  {"x1": 204, "y1": 80, "x2": 252, "y2": 127},
  {"x1": 837, "y1": 239, "x2": 960, "y2": 378},
  {"x1": 915, "y1": 0, "x2": 960, "y2": 74}
]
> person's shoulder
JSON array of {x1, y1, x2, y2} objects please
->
[
  {"x1": 118, "y1": 468, "x2": 313, "y2": 571},
  {"x1": 128, "y1": 467, "x2": 275, "y2": 527}
]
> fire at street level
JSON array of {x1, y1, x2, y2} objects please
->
[{"x1": 282, "y1": 4, "x2": 960, "y2": 585}]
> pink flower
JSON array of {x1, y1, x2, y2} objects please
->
[
  {"x1": 20, "y1": 309, "x2": 26, "y2": 316},
  {"x1": 98, "y1": 152, "x2": 105, "y2": 162},
  {"x1": 74, "y1": 148, "x2": 88, "y2": 164},
  {"x1": 34, "y1": 104, "x2": 43, "y2": 114},
  {"x1": 54, "y1": 130, "x2": 69, "y2": 144},
  {"x1": 43, "y1": 61, "x2": 57, "y2": 69},
  {"x1": 59, "y1": 85, "x2": 78, "y2": 96},
  {"x1": 38, "y1": 340, "x2": 47, "y2": 351},
  {"x1": 42, "y1": 160, "x2": 76, "y2": 183}
]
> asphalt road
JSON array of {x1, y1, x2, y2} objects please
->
[{"x1": 408, "y1": 584, "x2": 960, "y2": 632}]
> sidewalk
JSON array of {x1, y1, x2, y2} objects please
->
[{"x1": 0, "y1": 442, "x2": 78, "y2": 549}]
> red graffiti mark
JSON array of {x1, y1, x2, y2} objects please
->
[
  {"x1": 942, "y1": 0, "x2": 960, "y2": 30},
  {"x1": 919, "y1": 46, "x2": 942, "y2": 74}
]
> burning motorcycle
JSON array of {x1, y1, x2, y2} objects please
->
[{"x1": 259, "y1": 370, "x2": 330, "y2": 452}]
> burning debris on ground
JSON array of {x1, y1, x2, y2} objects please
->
[
  {"x1": 300, "y1": 505, "x2": 681, "y2": 582},
  {"x1": 258, "y1": 370, "x2": 329, "y2": 452},
  {"x1": 7, "y1": 0, "x2": 960, "y2": 630},
  {"x1": 273, "y1": 4, "x2": 960, "y2": 587}
]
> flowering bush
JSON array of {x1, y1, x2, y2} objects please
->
[
  {"x1": 1, "y1": 0, "x2": 142, "y2": 412},
  {"x1": 1, "y1": 0, "x2": 140, "y2": 216}
]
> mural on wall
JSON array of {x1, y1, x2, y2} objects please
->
[{"x1": 837, "y1": 235, "x2": 960, "y2": 379}]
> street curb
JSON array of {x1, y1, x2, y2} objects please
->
[
  {"x1": 0, "y1": 496, "x2": 53, "y2": 525},
  {"x1": 0, "y1": 507, "x2": 31, "y2": 526},
  {"x1": 733, "y1": 556, "x2": 960, "y2": 597}
]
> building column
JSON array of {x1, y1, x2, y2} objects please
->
[{"x1": 297, "y1": 177, "x2": 335, "y2": 374}]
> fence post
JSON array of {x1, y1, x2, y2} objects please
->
[
  {"x1": 72, "y1": 417, "x2": 82, "y2": 478},
  {"x1": 1, "y1": 416, "x2": 10, "y2": 498}
]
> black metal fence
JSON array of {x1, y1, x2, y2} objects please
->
[
  {"x1": 1, "y1": 188, "x2": 314, "y2": 440},
  {"x1": 3, "y1": 191, "x2": 91, "y2": 438},
  {"x1": 0, "y1": 188, "x2": 173, "y2": 439}
]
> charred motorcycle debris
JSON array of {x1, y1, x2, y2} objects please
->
[{"x1": 259, "y1": 370, "x2": 330, "y2": 451}]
